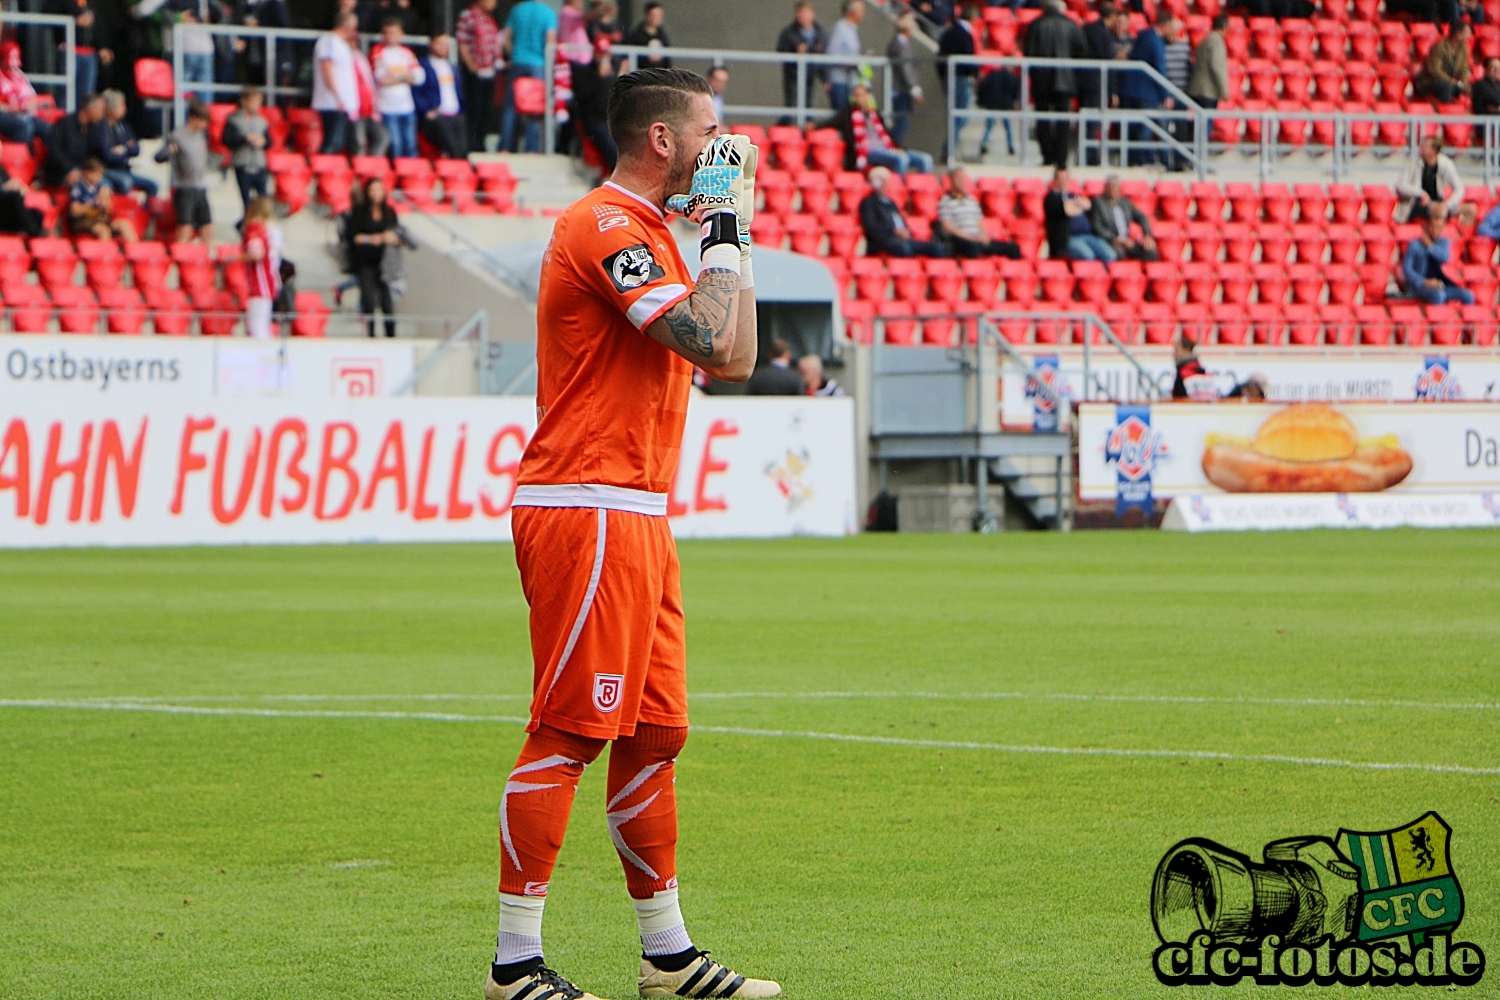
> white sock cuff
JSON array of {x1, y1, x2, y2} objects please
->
[
  {"x1": 499, "y1": 891, "x2": 546, "y2": 938},
  {"x1": 633, "y1": 887, "x2": 685, "y2": 935}
]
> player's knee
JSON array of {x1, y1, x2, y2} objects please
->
[
  {"x1": 617, "y1": 723, "x2": 688, "y2": 764},
  {"x1": 529, "y1": 723, "x2": 608, "y2": 765}
]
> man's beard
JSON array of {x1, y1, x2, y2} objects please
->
[{"x1": 665, "y1": 141, "x2": 696, "y2": 200}]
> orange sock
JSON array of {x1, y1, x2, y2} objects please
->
[
  {"x1": 498, "y1": 724, "x2": 606, "y2": 898},
  {"x1": 607, "y1": 724, "x2": 688, "y2": 899}
]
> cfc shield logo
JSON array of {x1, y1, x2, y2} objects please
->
[
  {"x1": 592, "y1": 673, "x2": 625, "y2": 714},
  {"x1": 602, "y1": 244, "x2": 665, "y2": 293}
]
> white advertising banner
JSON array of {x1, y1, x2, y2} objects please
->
[
  {"x1": 1162, "y1": 492, "x2": 1500, "y2": 532},
  {"x1": 0, "y1": 335, "x2": 417, "y2": 399},
  {"x1": 0, "y1": 396, "x2": 856, "y2": 547},
  {"x1": 1001, "y1": 349, "x2": 1500, "y2": 430},
  {"x1": 1079, "y1": 402, "x2": 1500, "y2": 506}
]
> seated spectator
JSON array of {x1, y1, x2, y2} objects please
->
[
  {"x1": 1413, "y1": 23, "x2": 1471, "y2": 104},
  {"x1": 1044, "y1": 166, "x2": 1114, "y2": 261},
  {"x1": 0, "y1": 41, "x2": 54, "y2": 147},
  {"x1": 859, "y1": 165, "x2": 947, "y2": 257},
  {"x1": 1226, "y1": 375, "x2": 1267, "y2": 401},
  {"x1": 1457, "y1": 0, "x2": 1486, "y2": 23},
  {"x1": 1088, "y1": 174, "x2": 1159, "y2": 261},
  {"x1": 747, "y1": 338, "x2": 806, "y2": 395},
  {"x1": 1395, "y1": 136, "x2": 1474, "y2": 225},
  {"x1": 1473, "y1": 58, "x2": 1500, "y2": 115},
  {"x1": 1476, "y1": 199, "x2": 1500, "y2": 239},
  {"x1": 799, "y1": 354, "x2": 845, "y2": 396},
  {"x1": 1402, "y1": 204, "x2": 1473, "y2": 305},
  {"x1": 570, "y1": 36, "x2": 618, "y2": 169},
  {"x1": 90, "y1": 90, "x2": 157, "y2": 198},
  {"x1": 415, "y1": 34, "x2": 468, "y2": 160},
  {"x1": 155, "y1": 100, "x2": 213, "y2": 245},
  {"x1": 69, "y1": 158, "x2": 138, "y2": 241},
  {"x1": 45, "y1": 92, "x2": 105, "y2": 189},
  {"x1": 824, "y1": 83, "x2": 933, "y2": 176},
  {"x1": 373, "y1": 18, "x2": 424, "y2": 158},
  {"x1": 223, "y1": 87, "x2": 270, "y2": 215},
  {"x1": 0, "y1": 163, "x2": 43, "y2": 236},
  {"x1": 934, "y1": 167, "x2": 1020, "y2": 258}
]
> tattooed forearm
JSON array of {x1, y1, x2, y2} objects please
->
[{"x1": 661, "y1": 268, "x2": 738, "y2": 358}]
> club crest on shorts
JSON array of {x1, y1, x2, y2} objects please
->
[
  {"x1": 593, "y1": 673, "x2": 625, "y2": 713},
  {"x1": 601, "y1": 244, "x2": 664, "y2": 293},
  {"x1": 523, "y1": 881, "x2": 549, "y2": 897}
]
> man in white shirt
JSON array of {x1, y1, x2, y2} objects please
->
[
  {"x1": 312, "y1": 13, "x2": 359, "y2": 153},
  {"x1": 415, "y1": 33, "x2": 468, "y2": 158},
  {"x1": 707, "y1": 65, "x2": 728, "y2": 122},
  {"x1": 825, "y1": 0, "x2": 864, "y2": 112},
  {"x1": 374, "y1": 18, "x2": 425, "y2": 158}
]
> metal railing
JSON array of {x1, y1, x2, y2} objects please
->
[{"x1": 4, "y1": 11, "x2": 75, "y2": 112}]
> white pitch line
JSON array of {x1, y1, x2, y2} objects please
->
[{"x1": 3, "y1": 699, "x2": 1496, "y2": 776}]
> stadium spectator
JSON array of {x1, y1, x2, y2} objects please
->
[
  {"x1": 1389, "y1": 0, "x2": 1459, "y2": 22},
  {"x1": 777, "y1": 1, "x2": 827, "y2": 121},
  {"x1": 348, "y1": 42, "x2": 390, "y2": 157},
  {"x1": 1458, "y1": 0, "x2": 1486, "y2": 23},
  {"x1": 68, "y1": 158, "x2": 137, "y2": 241},
  {"x1": 824, "y1": 83, "x2": 931, "y2": 174},
  {"x1": 558, "y1": 0, "x2": 593, "y2": 66},
  {"x1": 1473, "y1": 59, "x2": 1500, "y2": 115},
  {"x1": 826, "y1": 0, "x2": 866, "y2": 113},
  {"x1": 625, "y1": 1, "x2": 671, "y2": 67},
  {"x1": 1080, "y1": 3, "x2": 1130, "y2": 163},
  {"x1": 0, "y1": 164, "x2": 42, "y2": 236},
  {"x1": 155, "y1": 100, "x2": 213, "y2": 244},
  {"x1": 975, "y1": 64, "x2": 1019, "y2": 158},
  {"x1": 587, "y1": 1, "x2": 624, "y2": 45},
  {"x1": 746, "y1": 339, "x2": 806, "y2": 395},
  {"x1": 415, "y1": 34, "x2": 468, "y2": 160},
  {"x1": 886, "y1": 12, "x2": 922, "y2": 147},
  {"x1": 373, "y1": 18, "x2": 424, "y2": 159},
  {"x1": 1402, "y1": 203, "x2": 1473, "y2": 305},
  {"x1": 235, "y1": 0, "x2": 291, "y2": 91},
  {"x1": 1120, "y1": 10, "x2": 1178, "y2": 167},
  {"x1": 456, "y1": 0, "x2": 504, "y2": 153},
  {"x1": 313, "y1": 13, "x2": 361, "y2": 155},
  {"x1": 1394, "y1": 136, "x2": 1473, "y2": 224},
  {"x1": 240, "y1": 196, "x2": 283, "y2": 340},
  {"x1": 500, "y1": 0, "x2": 557, "y2": 153},
  {"x1": 1044, "y1": 166, "x2": 1114, "y2": 261},
  {"x1": 707, "y1": 65, "x2": 729, "y2": 121},
  {"x1": 938, "y1": 4, "x2": 980, "y2": 157},
  {"x1": 1226, "y1": 374, "x2": 1267, "y2": 401},
  {"x1": 1474, "y1": 200, "x2": 1500, "y2": 239},
  {"x1": 1187, "y1": 14, "x2": 1230, "y2": 111},
  {"x1": 1171, "y1": 333, "x2": 1216, "y2": 400},
  {"x1": 1023, "y1": 0, "x2": 1088, "y2": 168},
  {"x1": 377, "y1": 0, "x2": 422, "y2": 34},
  {"x1": 912, "y1": 0, "x2": 953, "y2": 28},
  {"x1": 44, "y1": 92, "x2": 104, "y2": 189},
  {"x1": 177, "y1": 3, "x2": 218, "y2": 101},
  {"x1": 935, "y1": 167, "x2": 1021, "y2": 258},
  {"x1": 348, "y1": 177, "x2": 400, "y2": 337},
  {"x1": 355, "y1": 0, "x2": 382, "y2": 33},
  {"x1": 571, "y1": 36, "x2": 618, "y2": 169},
  {"x1": 93, "y1": 90, "x2": 155, "y2": 199},
  {"x1": 1162, "y1": 9, "x2": 1191, "y2": 169},
  {"x1": 0, "y1": 42, "x2": 54, "y2": 148},
  {"x1": 59, "y1": 0, "x2": 105, "y2": 99},
  {"x1": 859, "y1": 165, "x2": 947, "y2": 257},
  {"x1": 1089, "y1": 174, "x2": 1158, "y2": 260},
  {"x1": 222, "y1": 86, "x2": 269, "y2": 215},
  {"x1": 799, "y1": 354, "x2": 845, "y2": 396},
  {"x1": 1414, "y1": 24, "x2": 1472, "y2": 104}
]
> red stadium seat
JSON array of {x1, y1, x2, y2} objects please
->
[
  {"x1": 749, "y1": 214, "x2": 784, "y2": 249},
  {"x1": 1319, "y1": 303, "x2": 1355, "y2": 346},
  {"x1": 1183, "y1": 262, "x2": 1217, "y2": 304},
  {"x1": 1258, "y1": 223, "x2": 1292, "y2": 264},
  {"x1": 852, "y1": 257, "x2": 888, "y2": 301},
  {"x1": 1280, "y1": 63, "x2": 1311, "y2": 102},
  {"x1": 145, "y1": 286, "x2": 191, "y2": 335},
  {"x1": 1246, "y1": 59, "x2": 1278, "y2": 101},
  {"x1": 1285, "y1": 304, "x2": 1321, "y2": 345},
  {"x1": 1222, "y1": 223, "x2": 1255, "y2": 264},
  {"x1": 1140, "y1": 302, "x2": 1176, "y2": 344},
  {"x1": 1187, "y1": 221, "x2": 1223, "y2": 262},
  {"x1": 962, "y1": 258, "x2": 1000, "y2": 304},
  {"x1": 784, "y1": 214, "x2": 822, "y2": 256},
  {"x1": 1345, "y1": 62, "x2": 1377, "y2": 104},
  {"x1": 1107, "y1": 259, "x2": 1145, "y2": 304},
  {"x1": 1145, "y1": 261, "x2": 1182, "y2": 303},
  {"x1": 1191, "y1": 182, "x2": 1225, "y2": 221},
  {"x1": 1466, "y1": 236, "x2": 1497, "y2": 265},
  {"x1": 1326, "y1": 264, "x2": 1359, "y2": 305},
  {"x1": 759, "y1": 169, "x2": 794, "y2": 216},
  {"x1": 841, "y1": 298, "x2": 874, "y2": 344},
  {"x1": 877, "y1": 300, "x2": 919, "y2": 345},
  {"x1": 1359, "y1": 263, "x2": 1392, "y2": 304},
  {"x1": 196, "y1": 290, "x2": 239, "y2": 336},
  {"x1": 1220, "y1": 262, "x2": 1253, "y2": 304},
  {"x1": 826, "y1": 215, "x2": 861, "y2": 258},
  {"x1": 1362, "y1": 224, "x2": 1396, "y2": 266},
  {"x1": 1009, "y1": 219, "x2": 1043, "y2": 259},
  {"x1": 1260, "y1": 183, "x2": 1293, "y2": 224},
  {"x1": 1213, "y1": 302, "x2": 1249, "y2": 344},
  {"x1": 926, "y1": 258, "x2": 964, "y2": 304},
  {"x1": 1013, "y1": 178, "x2": 1047, "y2": 220},
  {"x1": 99, "y1": 287, "x2": 147, "y2": 334},
  {"x1": 1388, "y1": 303, "x2": 1424, "y2": 345},
  {"x1": 1293, "y1": 224, "x2": 1327, "y2": 264},
  {"x1": 1464, "y1": 303, "x2": 1497, "y2": 346},
  {"x1": 52, "y1": 285, "x2": 99, "y2": 333},
  {"x1": 833, "y1": 171, "x2": 869, "y2": 214},
  {"x1": 4, "y1": 282, "x2": 50, "y2": 332},
  {"x1": 1294, "y1": 184, "x2": 1328, "y2": 224},
  {"x1": 887, "y1": 258, "x2": 926, "y2": 303},
  {"x1": 1464, "y1": 264, "x2": 1497, "y2": 305},
  {"x1": 1254, "y1": 262, "x2": 1289, "y2": 305},
  {"x1": 796, "y1": 171, "x2": 833, "y2": 217},
  {"x1": 977, "y1": 177, "x2": 1015, "y2": 218},
  {"x1": 1315, "y1": 20, "x2": 1346, "y2": 60},
  {"x1": 1037, "y1": 259, "x2": 1075, "y2": 303},
  {"x1": 918, "y1": 300, "x2": 957, "y2": 346},
  {"x1": 1250, "y1": 302, "x2": 1284, "y2": 344},
  {"x1": 1072, "y1": 259, "x2": 1110, "y2": 305},
  {"x1": 126, "y1": 241, "x2": 171, "y2": 290},
  {"x1": 729, "y1": 124, "x2": 768, "y2": 147},
  {"x1": 1375, "y1": 102, "x2": 1408, "y2": 149},
  {"x1": 1000, "y1": 259, "x2": 1038, "y2": 305},
  {"x1": 134, "y1": 58, "x2": 174, "y2": 101},
  {"x1": 767, "y1": 125, "x2": 807, "y2": 170},
  {"x1": 1328, "y1": 184, "x2": 1362, "y2": 225},
  {"x1": 1362, "y1": 186, "x2": 1396, "y2": 226},
  {"x1": 1289, "y1": 263, "x2": 1323, "y2": 304},
  {"x1": 1226, "y1": 182, "x2": 1261, "y2": 223},
  {"x1": 807, "y1": 129, "x2": 845, "y2": 174},
  {"x1": 292, "y1": 291, "x2": 331, "y2": 337},
  {"x1": 906, "y1": 174, "x2": 941, "y2": 219},
  {"x1": 1155, "y1": 182, "x2": 1189, "y2": 222},
  {"x1": 1153, "y1": 223, "x2": 1186, "y2": 263},
  {"x1": 1312, "y1": 62, "x2": 1343, "y2": 102}
]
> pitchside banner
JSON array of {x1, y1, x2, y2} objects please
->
[
  {"x1": 0, "y1": 396, "x2": 857, "y2": 547},
  {"x1": 1002, "y1": 350, "x2": 1500, "y2": 430},
  {"x1": 1079, "y1": 402, "x2": 1500, "y2": 502}
]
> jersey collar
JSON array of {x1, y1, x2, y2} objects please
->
[{"x1": 604, "y1": 181, "x2": 665, "y2": 220}]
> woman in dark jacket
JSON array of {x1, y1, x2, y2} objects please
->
[{"x1": 347, "y1": 178, "x2": 399, "y2": 337}]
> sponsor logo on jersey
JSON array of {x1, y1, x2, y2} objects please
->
[
  {"x1": 602, "y1": 244, "x2": 665, "y2": 293},
  {"x1": 598, "y1": 215, "x2": 630, "y2": 232},
  {"x1": 593, "y1": 673, "x2": 625, "y2": 713}
]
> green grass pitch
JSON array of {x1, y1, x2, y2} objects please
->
[{"x1": 2, "y1": 531, "x2": 1498, "y2": 999}]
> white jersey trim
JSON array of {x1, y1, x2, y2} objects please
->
[
  {"x1": 626, "y1": 283, "x2": 689, "y2": 330},
  {"x1": 604, "y1": 181, "x2": 664, "y2": 219},
  {"x1": 513, "y1": 483, "x2": 669, "y2": 517}
]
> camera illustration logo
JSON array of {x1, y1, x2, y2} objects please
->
[{"x1": 1151, "y1": 813, "x2": 1485, "y2": 987}]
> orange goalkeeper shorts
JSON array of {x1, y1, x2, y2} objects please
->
[{"x1": 511, "y1": 505, "x2": 688, "y2": 741}]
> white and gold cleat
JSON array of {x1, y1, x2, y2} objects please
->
[
  {"x1": 484, "y1": 964, "x2": 610, "y2": 1000},
  {"x1": 638, "y1": 952, "x2": 780, "y2": 999}
]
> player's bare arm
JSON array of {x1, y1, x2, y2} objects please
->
[
  {"x1": 702, "y1": 283, "x2": 756, "y2": 383},
  {"x1": 647, "y1": 267, "x2": 742, "y2": 371}
]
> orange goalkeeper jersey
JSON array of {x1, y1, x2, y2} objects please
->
[{"x1": 517, "y1": 182, "x2": 695, "y2": 507}]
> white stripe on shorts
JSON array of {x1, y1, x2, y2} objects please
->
[{"x1": 541, "y1": 507, "x2": 608, "y2": 709}]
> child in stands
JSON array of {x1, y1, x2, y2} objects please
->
[
  {"x1": 69, "y1": 158, "x2": 138, "y2": 242},
  {"x1": 240, "y1": 197, "x2": 283, "y2": 340}
]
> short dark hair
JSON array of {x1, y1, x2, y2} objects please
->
[
  {"x1": 382, "y1": 15, "x2": 404, "y2": 27},
  {"x1": 607, "y1": 67, "x2": 712, "y2": 153},
  {"x1": 187, "y1": 99, "x2": 211, "y2": 121},
  {"x1": 1212, "y1": 13, "x2": 1229, "y2": 29},
  {"x1": 644, "y1": 1, "x2": 662, "y2": 10},
  {"x1": 770, "y1": 338, "x2": 791, "y2": 359},
  {"x1": 1155, "y1": 8, "x2": 1175, "y2": 26},
  {"x1": 82, "y1": 157, "x2": 104, "y2": 173}
]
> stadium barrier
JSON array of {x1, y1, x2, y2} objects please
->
[
  {"x1": 0, "y1": 395, "x2": 857, "y2": 547},
  {"x1": 7, "y1": 12, "x2": 77, "y2": 112}
]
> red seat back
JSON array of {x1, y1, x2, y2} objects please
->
[
  {"x1": 135, "y1": 58, "x2": 175, "y2": 101},
  {"x1": 513, "y1": 77, "x2": 547, "y2": 116}
]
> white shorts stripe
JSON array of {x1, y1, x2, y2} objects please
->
[
  {"x1": 541, "y1": 507, "x2": 608, "y2": 709},
  {"x1": 512, "y1": 484, "x2": 667, "y2": 517},
  {"x1": 626, "y1": 283, "x2": 689, "y2": 329}
]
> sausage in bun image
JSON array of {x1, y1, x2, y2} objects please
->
[{"x1": 1201, "y1": 403, "x2": 1413, "y2": 493}]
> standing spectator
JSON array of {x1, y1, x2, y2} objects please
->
[
  {"x1": 45, "y1": 92, "x2": 104, "y2": 188},
  {"x1": 777, "y1": 1, "x2": 826, "y2": 122},
  {"x1": 913, "y1": 0, "x2": 954, "y2": 29},
  {"x1": 886, "y1": 12, "x2": 922, "y2": 148},
  {"x1": 373, "y1": 18, "x2": 424, "y2": 159},
  {"x1": 0, "y1": 163, "x2": 42, "y2": 236},
  {"x1": 69, "y1": 158, "x2": 138, "y2": 241},
  {"x1": 1395, "y1": 136, "x2": 1472, "y2": 224},
  {"x1": 313, "y1": 13, "x2": 360, "y2": 155},
  {"x1": 222, "y1": 86, "x2": 269, "y2": 215},
  {"x1": 56, "y1": 0, "x2": 106, "y2": 98},
  {"x1": 1161, "y1": 13, "x2": 1192, "y2": 170},
  {"x1": 378, "y1": 0, "x2": 422, "y2": 34},
  {"x1": 824, "y1": 83, "x2": 932, "y2": 174},
  {"x1": 1414, "y1": 23, "x2": 1472, "y2": 104},
  {"x1": 155, "y1": 100, "x2": 213, "y2": 244},
  {"x1": 858, "y1": 165, "x2": 947, "y2": 256},
  {"x1": 826, "y1": 0, "x2": 866, "y2": 113},
  {"x1": 935, "y1": 167, "x2": 1021, "y2": 258},
  {"x1": 1044, "y1": 166, "x2": 1115, "y2": 261},
  {"x1": 1023, "y1": 0, "x2": 1088, "y2": 168},
  {"x1": 0, "y1": 42, "x2": 54, "y2": 147},
  {"x1": 1187, "y1": 14, "x2": 1229, "y2": 110},
  {"x1": 570, "y1": 36, "x2": 618, "y2": 168},
  {"x1": 499, "y1": 0, "x2": 557, "y2": 153},
  {"x1": 1080, "y1": 4, "x2": 1131, "y2": 165},
  {"x1": 587, "y1": 1, "x2": 624, "y2": 45},
  {"x1": 975, "y1": 65, "x2": 1019, "y2": 157},
  {"x1": 557, "y1": 0, "x2": 594, "y2": 67},
  {"x1": 240, "y1": 197, "x2": 283, "y2": 340},
  {"x1": 1402, "y1": 203, "x2": 1473, "y2": 305},
  {"x1": 456, "y1": 0, "x2": 503, "y2": 153},
  {"x1": 939, "y1": 3, "x2": 980, "y2": 157},
  {"x1": 415, "y1": 34, "x2": 468, "y2": 159},
  {"x1": 348, "y1": 177, "x2": 400, "y2": 337},
  {"x1": 1089, "y1": 175, "x2": 1159, "y2": 260},
  {"x1": 236, "y1": 0, "x2": 291, "y2": 93},
  {"x1": 1474, "y1": 58, "x2": 1500, "y2": 115},
  {"x1": 799, "y1": 354, "x2": 845, "y2": 396},
  {"x1": 746, "y1": 339, "x2": 806, "y2": 395},
  {"x1": 707, "y1": 65, "x2": 729, "y2": 121},
  {"x1": 625, "y1": 1, "x2": 671, "y2": 67},
  {"x1": 1119, "y1": 10, "x2": 1177, "y2": 167},
  {"x1": 178, "y1": 3, "x2": 218, "y2": 101},
  {"x1": 91, "y1": 90, "x2": 157, "y2": 197}
]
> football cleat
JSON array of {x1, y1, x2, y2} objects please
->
[
  {"x1": 484, "y1": 965, "x2": 610, "y2": 1000},
  {"x1": 638, "y1": 952, "x2": 780, "y2": 998}
]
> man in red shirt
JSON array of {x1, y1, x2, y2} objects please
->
[{"x1": 485, "y1": 68, "x2": 779, "y2": 1000}]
